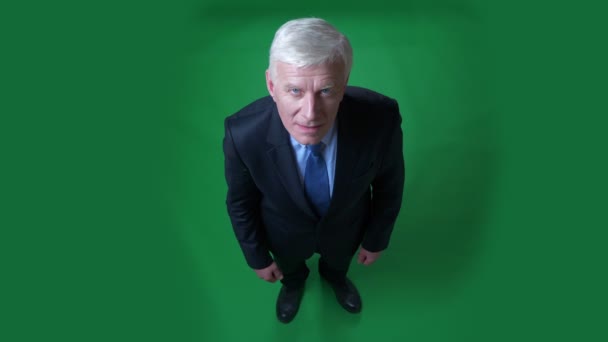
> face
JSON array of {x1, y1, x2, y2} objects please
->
[{"x1": 266, "y1": 61, "x2": 348, "y2": 145}]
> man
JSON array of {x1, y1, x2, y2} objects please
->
[{"x1": 223, "y1": 18, "x2": 404, "y2": 323}]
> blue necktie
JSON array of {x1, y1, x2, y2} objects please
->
[{"x1": 304, "y1": 143, "x2": 330, "y2": 217}]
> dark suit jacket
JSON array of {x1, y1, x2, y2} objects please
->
[{"x1": 223, "y1": 86, "x2": 405, "y2": 269}]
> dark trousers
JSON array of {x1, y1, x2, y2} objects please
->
[{"x1": 274, "y1": 252, "x2": 354, "y2": 289}]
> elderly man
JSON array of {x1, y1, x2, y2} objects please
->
[{"x1": 223, "y1": 17, "x2": 404, "y2": 323}]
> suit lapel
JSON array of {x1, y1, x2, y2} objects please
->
[
  {"x1": 326, "y1": 103, "x2": 362, "y2": 216},
  {"x1": 266, "y1": 107, "x2": 317, "y2": 219}
]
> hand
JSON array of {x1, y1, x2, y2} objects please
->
[
  {"x1": 357, "y1": 247, "x2": 382, "y2": 266},
  {"x1": 254, "y1": 262, "x2": 284, "y2": 283}
]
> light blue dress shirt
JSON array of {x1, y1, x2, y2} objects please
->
[{"x1": 289, "y1": 120, "x2": 338, "y2": 197}]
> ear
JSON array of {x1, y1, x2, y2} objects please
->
[
  {"x1": 265, "y1": 69, "x2": 275, "y2": 99},
  {"x1": 339, "y1": 73, "x2": 350, "y2": 102}
]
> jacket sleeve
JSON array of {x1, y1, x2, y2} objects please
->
[
  {"x1": 362, "y1": 100, "x2": 405, "y2": 252},
  {"x1": 223, "y1": 118, "x2": 274, "y2": 269}
]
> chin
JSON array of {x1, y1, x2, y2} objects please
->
[{"x1": 294, "y1": 135, "x2": 322, "y2": 145}]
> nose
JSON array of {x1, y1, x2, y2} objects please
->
[{"x1": 301, "y1": 93, "x2": 320, "y2": 121}]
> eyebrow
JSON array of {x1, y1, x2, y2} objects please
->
[
  {"x1": 283, "y1": 84, "x2": 300, "y2": 90},
  {"x1": 282, "y1": 83, "x2": 336, "y2": 90}
]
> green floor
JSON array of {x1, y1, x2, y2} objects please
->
[
  {"x1": 179, "y1": 3, "x2": 536, "y2": 340},
  {"x1": 3, "y1": 1, "x2": 606, "y2": 341},
  {"x1": 180, "y1": 5, "x2": 497, "y2": 340},
  {"x1": 174, "y1": 2, "x2": 605, "y2": 340}
]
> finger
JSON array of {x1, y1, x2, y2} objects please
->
[
  {"x1": 272, "y1": 263, "x2": 284, "y2": 279},
  {"x1": 366, "y1": 255, "x2": 379, "y2": 265},
  {"x1": 357, "y1": 252, "x2": 366, "y2": 264}
]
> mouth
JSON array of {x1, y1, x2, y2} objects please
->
[{"x1": 295, "y1": 123, "x2": 323, "y2": 133}]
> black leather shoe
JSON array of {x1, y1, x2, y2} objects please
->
[
  {"x1": 322, "y1": 276, "x2": 362, "y2": 313},
  {"x1": 276, "y1": 285, "x2": 305, "y2": 323}
]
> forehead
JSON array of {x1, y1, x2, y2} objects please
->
[{"x1": 275, "y1": 61, "x2": 345, "y2": 83}]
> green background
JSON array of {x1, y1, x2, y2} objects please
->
[{"x1": 2, "y1": 0, "x2": 606, "y2": 341}]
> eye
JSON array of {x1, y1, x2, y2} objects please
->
[
  {"x1": 289, "y1": 88, "x2": 301, "y2": 95},
  {"x1": 320, "y1": 88, "x2": 332, "y2": 95}
]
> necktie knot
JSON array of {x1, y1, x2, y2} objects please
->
[{"x1": 307, "y1": 143, "x2": 324, "y2": 156}]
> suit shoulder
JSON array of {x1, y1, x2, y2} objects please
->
[
  {"x1": 224, "y1": 95, "x2": 274, "y2": 139},
  {"x1": 342, "y1": 86, "x2": 401, "y2": 125},
  {"x1": 344, "y1": 86, "x2": 398, "y2": 109},
  {"x1": 226, "y1": 95, "x2": 274, "y2": 123}
]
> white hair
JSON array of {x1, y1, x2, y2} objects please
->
[{"x1": 268, "y1": 18, "x2": 353, "y2": 81}]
